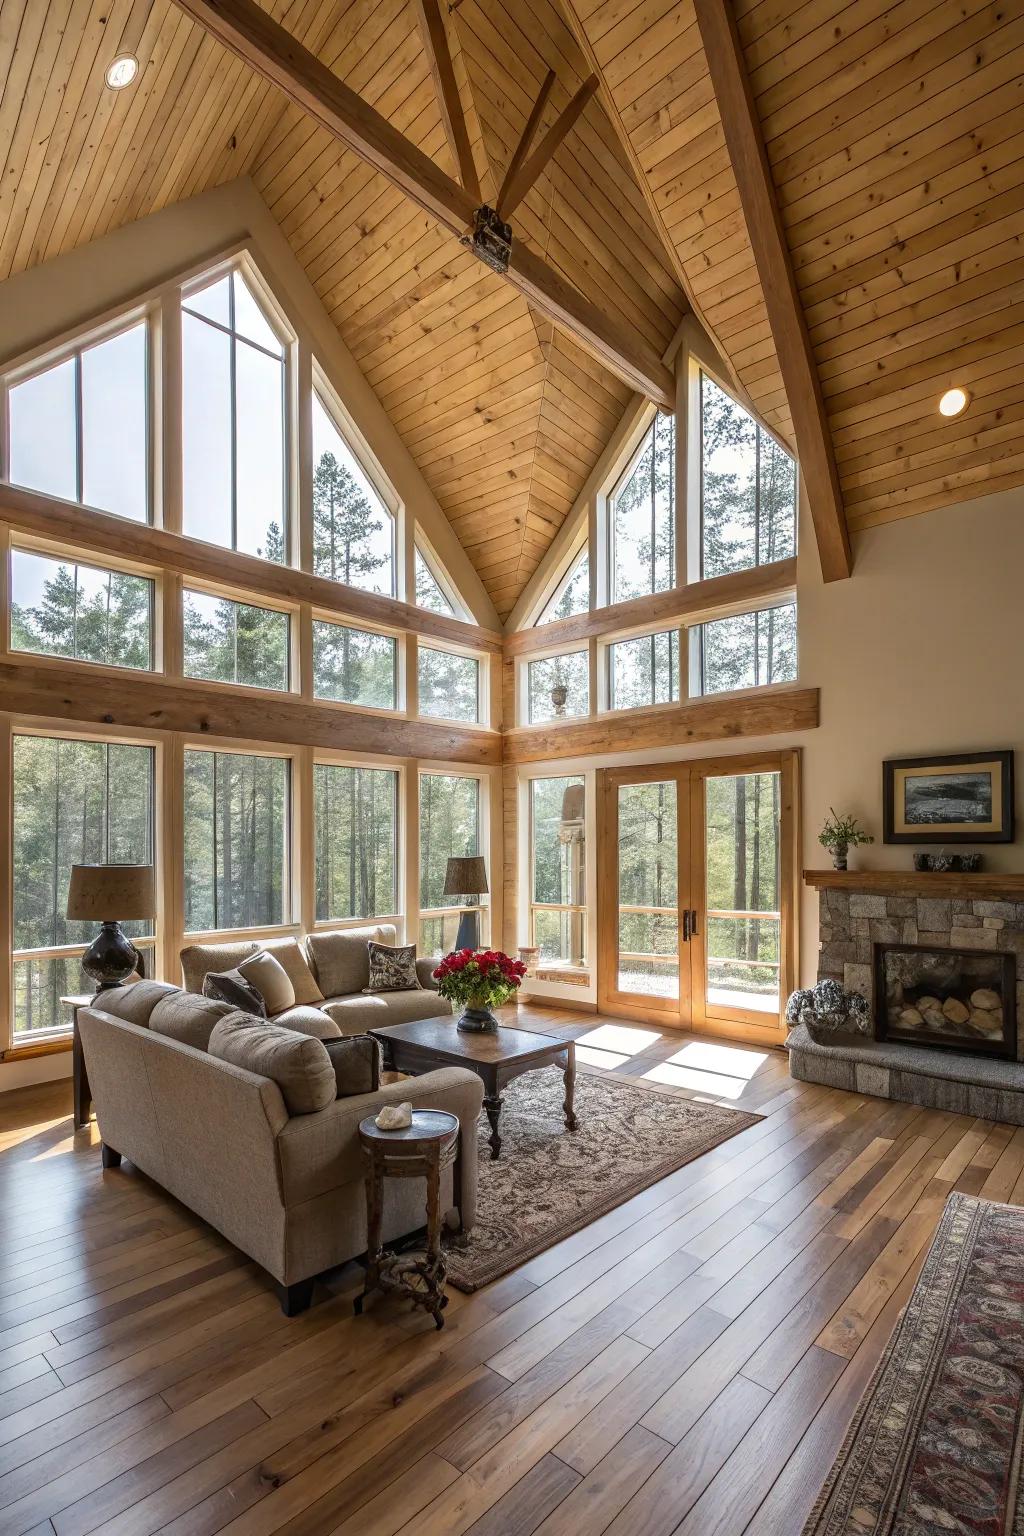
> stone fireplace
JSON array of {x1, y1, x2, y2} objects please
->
[{"x1": 874, "y1": 942, "x2": 1015, "y2": 1058}]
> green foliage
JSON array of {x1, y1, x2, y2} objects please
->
[
  {"x1": 612, "y1": 413, "x2": 675, "y2": 602},
  {"x1": 313, "y1": 450, "x2": 391, "y2": 590},
  {"x1": 418, "y1": 646, "x2": 479, "y2": 722},
  {"x1": 314, "y1": 764, "x2": 397, "y2": 921},
  {"x1": 11, "y1": 556, "x2": 152, "y2": 670},
  {"x1": 312, "y1": 621, "x2": 396, "y2": 709},
  {"x1": 819, "y1": 809, "x2": 874, "y2": 853},
  {"x1": 419, "y1": 775, "x2": 479, "y2": 912},
  {"x1": 183, "y1": 750, "x2": 287, "y2": 932},
  {"x1": 611, "y1": 630, "x2": 679, "y2": 710},
  {"x1": 539, "y1": 552, "x2": 589, "y2": 623},
  {"x1": 183, "y1": 591, "x2": 288, "y2": 689},
  {"x1": 527, "y1": 651, "x2": 589, "y2": 722},
  {"x1": 414, "y1": 550, "x2": 453, "y2": 615}
]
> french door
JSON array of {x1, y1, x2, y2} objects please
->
[{"x1": 597, "y1": 752, "x2": 798, "y2": 1045}]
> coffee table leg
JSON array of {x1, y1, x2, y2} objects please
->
[
  {"x1": 483, "y1": 1095, "x2": 503, "y2": 1160},
  {"x1": 563, "y1": 1045, "x2": 577, "y2": 1132}
]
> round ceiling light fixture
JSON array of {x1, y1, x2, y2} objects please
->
[
  {"x1": 938, "y1": 387, "x2": 969, "y2": 418},
  {"x1": 104, "y1": 53, "x2": 139, "y2": 90}
]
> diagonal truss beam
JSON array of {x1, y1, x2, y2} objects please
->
[
  {"x1": 410, "y1": 0, "x2": 481, "y2": 203},
  {"x1": 173, "y1": 0, "x2": 675, "y2": 408},
  {"x1": 498, "y1": 74, "x2": 598, "y2": 220}
]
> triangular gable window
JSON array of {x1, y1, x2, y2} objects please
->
[
  {"x1": 415, "y1": 547, "x2": 455, "y2": 616},
  {"x1": 537, "y1": 547, "x2": 589, "y2": 624},
  {"x1": 312, "y1": 388, "x2": 395, "y2": 597}
]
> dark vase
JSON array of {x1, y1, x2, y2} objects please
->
[
  {"x1": 456, "y1": 1003, "x2": 499, "y2": 1034},
  {"x1": 831, "y1": 847, "x2": 848, "y2": 871}
]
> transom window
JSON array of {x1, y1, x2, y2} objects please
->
[
  {"x1": 312, "y1": 391, "x2": 394, "y2": 595},
  {"x1": 418, "y1": 645, "x2": 480, "y2": 723},
  {"x1": 7, "y1": 321, "x2": 149, "y2": 522},
  {"x1": 314, "y1": 763, "x2": 398, "y2": 922},
  {"x1": 609, "y1": 630, "x2": 680, "y2": 710},
  {"x1": 697, "y1": 603, "x2": 797, "y2": 695},
  {"x1": 312, "y1": 619, "x2": 397, "y2": 710},
  {"x1": 183, "y1": 749, "x2": 289, "y2": 932},
  {"x1": 182, "y1": 270, "x2": 286, "y2": 563},
  {"x1": 610, "y1": 413, "x2": 675, "y2": 603},
  {"x1": 11, "y1": 549, "x2": 153, "y2": 670},
  {"x1": 527, "y1": 651, "x2": 590, "y2": 723},
  {"x1": 183, "y1": 589, "x2": 290, "y2": 691},
  {"x1": 700, "y1": 372, "x2": 795, "y2": 578}
]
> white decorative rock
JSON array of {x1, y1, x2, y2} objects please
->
[
  {"x1": 375, "y1": 1101, "x2": 413, "y2": 1131},
  {"x1": 971, "y1": 988, "x2": 1001, "y2": 1011}
]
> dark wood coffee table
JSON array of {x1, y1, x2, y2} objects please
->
[{"x1": 369, "y1": 1018, "x2": 577, "y2": 1160}]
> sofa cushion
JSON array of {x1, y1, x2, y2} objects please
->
[
  {"x1": 180, "y1": 940, "x2": 258, "y2": 994},
  {"x1": 364, "y1": 941, "x2": 421, "y2": 994},
  {"x1": 324, "y1": 1036, "x2": 380, "y2": 1097},
  {"x1": 416, "y1": 957, "x2": 441, "y2": 992},
  {"x1": 207, "y1": 1016, "x2": 336, "y2": 1116},
  {"x1": 322, "y1": 988, "x2": 452, "y2": 1035},
  {"x1": 90, "y1": 980, "x2": 179, "y2": 1028},
  {"x1": 306, "y1": 924, "x2": 396, "y2": 999},
  {"x1": 150, "y1": 991, "x2": 235, "y2": 1051},
  {"x1": 203, "y1": 968, "x2": 267, "y2": 1018},
  {"x1": 238, "y1": 951, "x2": 296, "y2": 1017},
  {"x1": 275, "y1": 1005, "x2": 342, "y2": 1040},
  {"x1": 262, "y1": 937, "x2": 324, "y2": 1006}
]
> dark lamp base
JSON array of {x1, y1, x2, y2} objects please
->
[{"x1": 81, "y1": 922, "x2": 142, "y2": 991}]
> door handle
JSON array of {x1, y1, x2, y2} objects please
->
[
  {"x1": 682, "y1": 909, "x2": 691, "y2": 942},
  {"x1": 690, "y1": 909, "x2": 699, "y2": 938}
]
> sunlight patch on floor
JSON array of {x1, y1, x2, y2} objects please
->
[
  {"x1": 642, "y1": 1061, "x2": 752, "y2": 1099},
  {"x1": 642, "y1": 1042, "x2": 769, "y2": 1100},
  {"x1": 576, "y1": 1024, "x2": 662, "y2": 1057},
  {"x1": 574, "y1": 1045, "x2": 632, "y2": 1070}
]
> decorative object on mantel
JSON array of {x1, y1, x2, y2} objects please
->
[
  {"x1": 818, "y1": 808, "x2": 874, "y2": 871},
  {"x1": 913, "y1": 850, "x2": 982, "y2": 872},
  {"x1": 374, "y1": 1101, "x2": 413, "y2": 1131},
  {"x1": 884, "y1": 750, "x2": 1014, "y2": 843},
  {"x1": 786, "y1": 979, "x2": 870, "y2": 1044},
  {"x1": 432, "y1": 947, "x2": 527, "y2": 1033}
]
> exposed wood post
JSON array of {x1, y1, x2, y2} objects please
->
[
  {"x1": 411, "y1": 0, "x2": 481, "y2": 203},
  {"x1": 497, "y1": 76, "x2": 598, "y2": 221},
  {"x1": 496, "y1": 70, "x2": 556, "y2": 214},
  {"x1": 692, "y1": 0, "x2": 852, "y2": 582}
]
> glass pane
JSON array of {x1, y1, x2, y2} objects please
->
[
  {"x1": 617, "y1": 780, "x2": 677, "y2": 998},
  {"x1": 415, "y1": 549, "x2": 454, "y2": 615},
  {"x1": 419, "y1": 774, "x2": 479, "y2": 910},
  {"x1": 705, "y1": 772, "x2": 781, "y2": 1014},
  {"x1": 81, "y1": 324, "x2": 148, "y2": 521},
  {"x1": 232, "y1": 271, "x2": 283, "y2": 355},
  {"x1": 313, "y1": 763, "x2": 398, "y2": 920},
  {"x1": 9, "y1": 358, "x2": 77, "y2": 502},
  {"x1": 14, "y1": 955, "x2": 89, "y2": 1037},
  {"x1": 531, "y1": 776, "x2": 585, "y2": 966},
  {"x1": 538, "y1": 550, "x2": 589, "y2": 623},
  {"x1": 418, "y1": 646, "x2": 479, "y2": 722},
  {"x1": 12, "y1": 735, "x2": 154, "y2": 956},
  {"x1": 527, "y1": 651, "x2": 589, "y2": 723},
  {"x1": 611, "y1": 630, "x2": 679, "y2": 710},
  {"x1": 312, "y1": 620, "x2": 396, "y2": 709},
  {"x1": 182, "y1": 311, "x2": 232, "y2": 551},
  {"x1": 312, "y1": 393, "x2": 394, "y2": 594},
  {"x1": 701, "y1": 604, "x2": 797, "y2": 695},
  {"x1": 10, "y1": 550, "x2": 75, "y2": 658},
  {"x1": 11, "y1": 550, "x2": 151, "y2": 669},
  {"x1": 183, "y1": 750, "x2": 288, "y2": 931},
  {"x1": 235, "y1": 340, "x2": 285, "y2": 562},
  {"x1": 701, "y1": 372, "x2": 795, "y2": 577},
  {"x1": 183, "y1": 275, "x2": 230, "y2": 326},
  {"x1": 611, "y1": 413, "x2": 675, "y2": 603},
  {"x1": 183, "y1": 590, "x2": 289, "y2": 690}
]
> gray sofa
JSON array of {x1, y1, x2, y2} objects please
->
[
  {"x1": 77, "y1": 980, "x2": 482, "y2": 1314},
  {"x1": 179, "y1": 923, "x2": 453, "y2": 1034}
]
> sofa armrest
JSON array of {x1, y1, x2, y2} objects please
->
[
  {"x1": 274, "y1": 1066, "x2": 483, "y2": 1225},
  {"x1": 416, "y1": 957, "x2": 441, "y2": 990}
]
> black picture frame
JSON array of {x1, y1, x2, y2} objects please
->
[{"x1": 883, "y1": 750, "x2": 1015, "y2": 844}]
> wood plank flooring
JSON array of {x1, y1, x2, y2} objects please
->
[{"x1": 2, "y1": 1002, "x2": 1019, "y2": 1536}]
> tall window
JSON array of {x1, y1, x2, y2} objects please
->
[
  {"x1": 183, "y1": 590, "x2": 290, "y2": 690},
  {"x1": 10, "y1": 550, "x2": 152, "y2": 670},
  {"x1": 419, "y1": 773, "x2": 481, "y2": 952},
  {"x1": 314, "y1": 764, "x2": 398, "y2": 921},
  {"x1": 12, "y1": 735, "x2": 154, "y2": 1035},
  {"x1": 527, "y1": 651, "x2": 589, "y2": 723},
  {"x1": 701, "y1": 373, "x2": 795, "y2": 577},
  {"x1": 610, "y1": 413, "x2": 675, "y2": 603},
  {"x1": 537, "y1": 549, "x2": 589, "y2": 624},
  {"x1": 418, "y1": 646, "x2": 480, "y2": 723},
  {"x1": 312, "y1": 391, "x2": 394, "y2": 595},
  {"x1": 8, "y1": 322, "x2": 148, "y2": 522},
  {"x1": 610, "y1": 630, "x2": 679, "y2": 710},
  {"x1": 312, "y1": 620, "x2": 397, "y2": 710},
  {"x1": 182, "y1": 270, "x2": 286, "y2": 562},
  {"x1": 415, "y1": 549, "x2": 454, "y2": 615},
  {"x1": 698, "y1": 604, "x2": 797, "y2": 695},
  {"x1": 705, "y1": 771, "x2": 782, "y2": 1014},
  {"x1": 530, "y1": 777, "x2": 586, "y2": 967},
  {"x1": 183, "y1": 750, "x2": 289, "y2": 932}
]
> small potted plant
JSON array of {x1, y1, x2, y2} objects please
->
[
  {"x1": 819, "y1": 808, "x2": 874, "y2": 871},
  {"x1": 433, "y1": 948, "x2": 528, "y2": 1034}
]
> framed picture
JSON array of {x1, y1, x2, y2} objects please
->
[{"x1": 883, "y1": 751, "x2": 1015, "y2": 844}]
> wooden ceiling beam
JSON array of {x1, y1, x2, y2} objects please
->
[
  {"x1": 496, "y1": 69, "x2": 555, "y2": 216},
  {"x1": 498, "y1": 76, "x2": 598, "y2": 221},
  {"x1": 693, "y1": 0, "x2": 852, "y2": 581},
  {"x1": 172, "y1": 0, "x2": 675, "y2": 409},
  {"x1": 410, "y1": 0, "x2": 481, "y2": 204}
]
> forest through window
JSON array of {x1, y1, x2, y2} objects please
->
[
  {"x1": 701, "y1": 373, "x2": 795, "y2": 578},
  {"x1": 11, "y1": 550, "x2": 152, "y2": 671},
  {"x1": 314, "y1": 763, "x2": 398, "y2": 922},
  {"x1": 183, "y1": 591, "x2": 289, "y2": 691},
  {"x1": 183, "y1": 750, "x2": 289, "y2": 932}
]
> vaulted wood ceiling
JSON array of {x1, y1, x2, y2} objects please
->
[{"x1": 1, "y1": 0, "x2": 1022, "y2": 616}]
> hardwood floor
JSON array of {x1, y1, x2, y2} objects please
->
[{"x1": 2, "y1": 1002, "x2": 1021, "y2": 1536}]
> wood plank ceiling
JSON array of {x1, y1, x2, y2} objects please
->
[{"x1": 1, "y1": 0, "x2": 1022, "y2": 611}]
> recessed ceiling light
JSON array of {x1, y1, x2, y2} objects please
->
[
  {"x1": 938, "y1": 387, "x2": 969, "y2": 418},
  {"x1": 104, "y1": 54, "x2": 139, "y2": 90}
]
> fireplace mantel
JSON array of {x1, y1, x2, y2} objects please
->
[{"x1": 804, "y1": 869, "x2": 1024, "y2": 897}]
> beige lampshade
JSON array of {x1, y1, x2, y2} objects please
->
[
  {"x1": 67, "y1": 864, "x2": 155, "y2": 922},
  {"x1": 442, "y1": 855, "x2": 489, "y2": 898}
]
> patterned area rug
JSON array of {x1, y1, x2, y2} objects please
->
[
  {"x1": 804, "y1": 1192, "x2": 1024, "y2": 1535},
  {"x1": 443, "y1": 1066, "x2": 761, "y2": 1292}
]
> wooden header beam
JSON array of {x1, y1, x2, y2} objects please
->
[
  {"x1": 173, "y1": 0, "x2": 675, "y2": 409},
  {"x1": 693, "y1": 0, "x2": 852, "y2": 582}
]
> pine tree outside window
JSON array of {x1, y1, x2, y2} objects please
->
[
  {"x1": 537, "y1": 548, "x2": 589, "y2": 624},
  {"x1": 527, "y1": 651, "x2": 590, "y2": 723},
  {"x1": 697, "y1": 604, "x2": 797, "y2": 695},
  {"x1": 610, "y1": 630, "x2": 680, "y2": 710},
  {"x1": 414, "y1": 548, "x2": 454, "y2": 615},
  {"x1": 312, "y1": 620, "x2": 397, "y2": 710},
  {"x1": 313, "y1": 763, "x2": 399, "y2": 921},
  {"x1": 183, "y1": 750, "x2": 289, "y2": 932},
  {"x1": 700, "y1": 372, "x2": 795, "y2": 578},
  {"x1": 312, "y1": 391, "x2": 394, "y2": 596},
  {"x1": 418, "y1": 645, "x2": 480, "y2": 723},
  {"x1": 610, "y1": 413, "x2": 675, "y2": 603},
  {"x1": 418, "y1": 773, "x2": 482, "y2": 953},
  {"x1": 183, "y1": 589, "x2": 290, "y2": 691},
  {"x1": 10, "y1": 549, "x2": 153, "y2": 670}
]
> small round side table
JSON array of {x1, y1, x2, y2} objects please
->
[{"x1": 354, "y1": 1109, "x2": 460, "y2": 1330}]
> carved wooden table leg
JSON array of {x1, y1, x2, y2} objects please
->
[
  {"x1": 563, "y1": 1041, "x2": 578, "y2": 1132},
  {"x1": 483, "y1": 1094, "x2": 503, "y2": 1160}
]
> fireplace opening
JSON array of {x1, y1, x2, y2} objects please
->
[{"x1": 873, "y1": 942, "x2": 1016, "y2": 1059}]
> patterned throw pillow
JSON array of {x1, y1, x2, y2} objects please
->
[
  {"x1": 203, "y1": 968, "x2": 267, "y2": 1018},
  {"x1": 363, "y1": 941, "x2": 421, "y2": 994}
]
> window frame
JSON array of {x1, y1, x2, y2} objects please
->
[
  {"x1": 535, "y1": 543, "x2": 590, "y2": 627},
  {"x1": 311, "y1": 755, "x2": 403, "y2": 929},
  {"x1": 521, "y1": 644, "x2": 592, "y2": 726},
  {"x1": 312, "y1": 368, "x2": 399, "y2": 599},
  {"x1": 310, "y1": 609, "x2": 404, "y2": 715},
  {"x1": 181, "y1": 578, "x2": 297, "y2": 695},
  {"x1": 416, "y1": 766, "x2": 490, "y2": 951},
  {"x1": 689, "y1": 599, "x2": 799, "y2": 699},
  {"x1": 527, "y1": 773, "x2": 588, "y2": 973},
  {"x1": 7, "y1": 534, "x2": 160, "y2": 675},
  {"x1": 605, "y1": 408, "x2": 676, "y2": 607},
  {"x1": 416, "y1": 640, "x2": 488, "y2": 727},
  {"x1": 602, "y1": 625, "x2": 684, "y2": 713}
]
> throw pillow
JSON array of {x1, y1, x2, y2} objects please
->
[
  {"x1": 149, "y1": 991, "x2": 235, "y2": 1051},
  {"x1": 203, "y1": 968, "x2": 267, "y2": 1018},
  {"x1": 363, "y1": 941, "x2": 421, "y2": 994},
  {"x1": 207, "y1": 1015, "x2": 336, "y2": 1115},
  {"x1": 323, "y1": 1035, "x2": 381, "y2": 1097},
  {"x1": 262, "y1": 937, "x2": 325, "y2": 1006},
  {"x1": 237, "y1": 951, "x2": 296, "y2": 1017}
]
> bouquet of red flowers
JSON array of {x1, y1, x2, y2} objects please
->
[{"x1": 432, "y1": 948, "x2": 527, "y2": 1012}]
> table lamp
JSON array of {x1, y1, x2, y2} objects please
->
[
  {"x1": 67, "y1": 864, "x2": 154, "y2": 990},
  {"x1": 442, "y1": 856, "x2": 489, "y2": 951}
]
